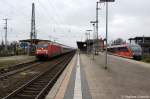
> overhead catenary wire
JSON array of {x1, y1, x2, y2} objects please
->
[
  {"x1": 0, "y1": 0, "x2": 77, "y2": 46},
  {"x1": 36, "y1": 0, "x2": 67, "y2": 35}
]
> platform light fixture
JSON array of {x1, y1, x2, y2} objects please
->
[
  {"x1": 90, "y1": 21, "x2": 97, "y2": 59},
  {"x1": 100, "y1": 0, "x2": 115, "y2": 69},
  {"x1": 86, "y1": 30, "x2": 92, "y2": 55}
]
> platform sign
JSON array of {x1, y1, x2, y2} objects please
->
[
  {"x1": 100, "y1": 0, "x2": 115, "y2": 2},
  {"x1": 20, "y1": 42, "x2": 29, "y2": 48}
]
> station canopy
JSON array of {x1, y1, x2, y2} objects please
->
[{"x1": 19, "y1": 39, "x2": 51, "y2": 45}]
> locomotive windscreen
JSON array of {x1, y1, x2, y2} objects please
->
[
  {"x1": 128, "y1": 44, "x2": 142, "y2": 53},
  {"x1": 37, "y1": 44, "x2": 48, "y2": 48},
  {"x1": 37, "y1": 41, "x2": 49, "y2": 48}
]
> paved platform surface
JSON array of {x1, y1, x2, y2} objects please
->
[
  {"x1": 46, "y1": 52, "x2": 150, "y2": 99},
  {"x1": 0, "y1": 55, "x2": 36, "y2": 68}
]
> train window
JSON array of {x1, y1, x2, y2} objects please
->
[
  {"x1": 119, "y1": 47, "x2": 128, "y2": 52},
  {"x1": 108, "y1": 48, "x2": 113, "y2": 52}
]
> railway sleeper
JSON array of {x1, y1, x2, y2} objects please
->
[
  {"x1": 21, "y1": 90, "x2": 40, "y2": 94},
  {"x1": 29, "y1": 85, "x2": 45, "y2": 89},
  {"x1": 15, "y1": 93, "x2": 37, "y2": 98},
  {"x1": 28, "y1": 85, "x2": 45, "y2": 88},
  {"x1": 34, "y1": 80, "x2": 49, "y2": 83},
  {"x1": 37, "y1": 80, "x2": 48, "y2": 83},
  {"x1": 38, "y1": 78, "x2": 52, "y2": 81},
  {"x1": 25, "y1": 87, "x2": 42, "y2": 91},
  {"x1": 40, "y1": 76, "x2": 52, "y2": 79},
  {"x1": 18, "y1": 91, "x2": 39, "y2": 95},
  {"x1": 35, "y1": 79, "x2": 50, "y2": 83},
  {"x1": 33, "y1": 82, "x2": 48, "y2": 85}
]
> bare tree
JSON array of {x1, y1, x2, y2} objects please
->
[{"x1": 111, "y1": 38, "x2": 126, "y2": 45}]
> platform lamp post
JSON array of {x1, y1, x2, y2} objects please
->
[
  {"x1": 85, "y1": 30, "x2": 92, "y2": 55},
  {"x1": 95, "y1": 2, "x2": 101, "y2": 55},
  {"x1": 90, "y1": 21, "x2": 97, "y2": 59},
  {"x1": 85, "y1": 32, "x2": 89, "y2": 54},
  {"x1": 100, "y1": 0, "x2": 115, "y2": 69}
]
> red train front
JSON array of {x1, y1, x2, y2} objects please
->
[
  {"x1": 35, "y1": 41, "x2": 75, "y2": 59},
  {"x1": 108, "y1": 44, "x2": 142, "y2": 60},
  {"x1": 36, "y1": 41, "x2": 62, "y2": 59}
]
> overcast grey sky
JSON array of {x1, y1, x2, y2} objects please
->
[{"x1": 0, "y1": 0, "x2": 150, "y2": 47}]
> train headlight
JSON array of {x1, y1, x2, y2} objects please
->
[
  {"x1": 37, "y1": 50, "x2": 41, "y2": 52},
  {"x1": 45, "y1": 50, "x2": 48, "y2": 54},
  {"x1": 43, "y1": 50, "x2": 48, "y2": 54}
]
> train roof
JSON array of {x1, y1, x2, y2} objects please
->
[
  {"x1": 20, "y1": 39, "x2": 75, "y2": 49},
  {"x1": 37, "y1": 40, "x2": 75, "y2": 49},
  {"x1": 57, "y1": 43, "x2": 75, "y2": 49},
  {"x1": 108, "y1": 43, "x2": 140, "y2": 48}
]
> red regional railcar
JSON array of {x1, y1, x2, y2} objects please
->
[{"x1": 107, "y1": 44, "x2": 142, "y2": 60}]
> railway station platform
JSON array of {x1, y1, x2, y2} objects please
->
[{"x1": 46, "y1": 52, "x2": 150, "y2": 99}]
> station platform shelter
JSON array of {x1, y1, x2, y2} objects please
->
[
  {"x1": 46, "y1": 52, "x2": 150, "y2": 99},
  {"x1": 19, "y1": 39, "x2": 51, "y2": 45}
]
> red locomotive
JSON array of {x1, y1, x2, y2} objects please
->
[
  {"x1": 107, "y1": 44, "x2": 142, "y2": 60},
  {"x1": 35, "y1": 41, "x2": 74, "y2": 59}
]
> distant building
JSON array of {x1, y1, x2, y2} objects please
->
[
  {"x1": 128, "y1": 37, "x2": 150, "y2": 56},
  {"x1": 76, "y1": 42, "x2": 87, "y2": 52},
  {"x1": 77, "y1": 39, "x2": 104, "y2": 52}
]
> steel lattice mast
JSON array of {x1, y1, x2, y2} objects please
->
[{"x1": 30, "y1": 3, "x2": 36, "y2": 45}]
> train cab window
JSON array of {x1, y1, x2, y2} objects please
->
[
  {"x1": 37, "y1": 44, "x2": 48, "y2": 48},
  {"x1": 129, "y1": 46, "x2": 141, "y2": 53}
]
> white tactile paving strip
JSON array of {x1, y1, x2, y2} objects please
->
[
  {"x1": 73, "y1": 54, "x2": 82, "y2": 99},
  {"x1": 63, "y1": 53, "x2": 91, "y2": 99}
]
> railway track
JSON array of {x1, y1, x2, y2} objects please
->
[
  {"x1": 0, "y1": 61, "x2": 42, "y2": 79},
  {"x1": 0, "y1": 53, "x2": 70, "y2": 79},
  {"x1": 0, "y1": 61, "x2": 39, "y2": 75},
  {"x1": 3, "y1": 52, "x2": 74, "y2": 99}
]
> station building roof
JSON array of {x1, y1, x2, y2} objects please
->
[{"x1": 128, "y1": 37, "x2": 150, "y2": 40}]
